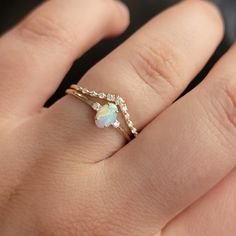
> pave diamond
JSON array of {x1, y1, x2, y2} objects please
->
[
  {"x1": 90, "y1": 91, "x2": 97, "y2": 97},
  {"x1": 82, "y1": 88, "x2": 89, "y2": 94},
  {"x1": 98, "y1": 93, "x2": 106, "y2": 99},
  {"x1": 131, "y1": 128, "x2": 137, "y2": 134},
  {"x1": 116, "y1": 96, "x2": 124, "y2": 105},
  {"x1": 127, "y1": 120, "x2": 133, "y2": 128},
  {"x1": 124, "y1": 113, "x2": 130, "y2": 119},
  {"x1": 121, "y1": 104, "x2": 128, "y2": 112},
  {"x1": 107, "y1": 94, "x2": 115, "y2": 101}
]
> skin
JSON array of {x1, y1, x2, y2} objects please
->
[{"x1": 0, "y1": 0, "x2": 236, "y2": 235}]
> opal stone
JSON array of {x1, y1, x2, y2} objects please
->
[{"x1": 95, "y1": 103, "x2": 118, "y2": 128}]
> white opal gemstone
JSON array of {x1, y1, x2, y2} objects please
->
[{"x1": 95, "y1": 103, "x2": 118, "y2": 128}]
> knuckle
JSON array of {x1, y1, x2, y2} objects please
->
[
  {"x1": 204, "y1": 75, "x2": 236, "y2": 145},
  {"x1": 129, "y1": 41, "x2": 183, "y2": 101},
  {"x1": 219, "y1": 78, "x2": 236, "y2": 128},
  {"x1": 16, "y1": 14, "x2": 75, "y2": 49}
]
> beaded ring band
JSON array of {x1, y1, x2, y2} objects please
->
[{"x1": 66, "y1": 84, "x2": 138, "y2": 141}]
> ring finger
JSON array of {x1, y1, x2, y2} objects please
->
[{"x1": 0, "y1": 0, "x2": 129, "y2": 210}]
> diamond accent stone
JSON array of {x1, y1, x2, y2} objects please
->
[
  {"x1": 90, "y1": 91, "x2": 97, "y2": 97},
  {"x1": 127, "y1": 120, "x2": 133, "y2": 128},
  {"x1": 121, "y1": 104, "x2": 128, "y2": 112},
  {"x1": 131, "y1": 128, "x2": 137, "y2": 134},
  {"x1": 116, "y1": 96, "x2": 124, "y2": 105},
  {"x1": 92, "y1": 102, "x2": 102, "y2": 111},
  {"x1": 124, "y1": 113, "x2": 130, "y2": 119},
  {"x1": 107, "y1": 94, "x2": 115, "y2": 101},
  {"x1": 112, "y1": 120, "x2": 120, "y2": 128},
  {"x1": 98, "y1": 93, "x2": 106, "y2": 99},
  {"x1": 82, "y1": 88, "x2": 89, "y2": 94}
]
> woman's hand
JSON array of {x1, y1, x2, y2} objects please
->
[{"x1": 0, "y1": 0, "x2": 235, "y2": 235}]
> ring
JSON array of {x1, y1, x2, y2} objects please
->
[{"x1": 66, "y1": 84, "x2": 138, "y2": 141}]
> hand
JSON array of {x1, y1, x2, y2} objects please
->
[{"x1": 0, "y1": 0, "x2": 235, "y2": 235}]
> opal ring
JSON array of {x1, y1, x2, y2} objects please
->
[{"x1": 66, "y1": 84, "x2": 138, "y2": 141}]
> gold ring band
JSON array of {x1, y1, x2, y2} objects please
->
[{"x1": 66, "y1": 85, "x2": 138, "y2": 141}]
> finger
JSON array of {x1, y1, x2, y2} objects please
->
[
  {"x1": 45, "y1": 0, "x2": 223, "y2": 161},
  {"x1": 0, "y1": 0, "x2": 129, "y2": 118},
  {"x1": 104, "y1": 43, "x2": 236, "y2": 234},
  {"x1": 162, "y1": 169, "x2": 236, "y2": 236}
]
